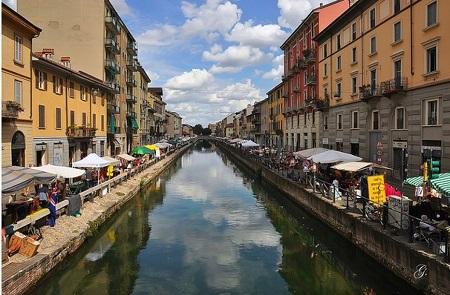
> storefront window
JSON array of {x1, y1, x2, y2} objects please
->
[{"x1": 11, "y1": 131, "x2": 25, "y2": 167}]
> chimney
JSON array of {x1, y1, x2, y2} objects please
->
[
  {"x1": 42, "y1": 48, "x2": 54, "y2": 60},
  {"x1": 320, "y1": 3, "x2": 323, "y2": 6},
  {"x1": 61, "y1": 56, "x2": 71, "y2": 68}
]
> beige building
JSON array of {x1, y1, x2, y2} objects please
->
[
  {"x1": 2, "y1": 4, "x2": 41, "y2": 167},
  {"x1": 134, "y1": 63, "x2": 151, "y2": 147},
  {"x1": 18, "y1": 0, "x2": 139, "y2": 156},
  {"x1": 165, "y1": 111, "x2": 182, "y2": 139},
  {"x1": 182, "y1": 124, "x2": 193, "y2": 137},
  {"x1": 148, "y1": 87, "x2": 166, "y2": 141}
]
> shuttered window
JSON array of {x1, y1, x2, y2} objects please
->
[
  {"x1": 39, "y1": 105, "x2": 45, "y2": 128},
  {"x1": 92, "y1": 114, "x2": 96, "y2": 128},
  {"x1": 37, "y1": 71, "x2": 47, "y2": 90},
  {"x1": 55, "y1": 108, "x2": 62, "y2": 129},
  {"x1": 82, "y1": 112, "x2": 86, "y2": 127},
  {"x1": 101, "y1": 115, "x2": 104, "y2": 131},
  {"x1": 14, "y1": 35, "x2": 22, "y2": 63},
  {"x1": 69, "y1": 81, "x2": 75, "y2": 98},
  {"x1": 14, "y1": 80, "x2": 22, "y2": 104},
  {"x1": 70, "y1": 111, "x2": 75, "y2": 126}
]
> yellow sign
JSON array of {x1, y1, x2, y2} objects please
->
[{"x1": 367, "y1": 175, "x2": 386, "y2": 205}]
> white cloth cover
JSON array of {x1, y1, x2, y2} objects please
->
[
  {"x1": 72, "y1": 153, "x2": 111, "y2": 168},
  {"x1": 308, "y1": 150, "x2": 362, "y2": 164},
  {"x1": 31, "y1": 164, "x2": 85, "y2": 179}
]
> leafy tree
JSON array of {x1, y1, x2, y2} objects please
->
[
  {"x1": 202, "y1": 128, "x2": 212, "y2": 136},
  {"x1": 193, "y1": 124, "x2": 203, "y2": 135}
]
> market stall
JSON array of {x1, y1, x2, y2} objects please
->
[
  {"x1": 241, "y1": 140, "x2": 259, "y2": 148},
  {"x1": 294, "y1": 147, "x2": 329, "y2": 159},
  {"x1": 308, "y1": 150, "x2": 362, "y2": 164}
]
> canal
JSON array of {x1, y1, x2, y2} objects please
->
[{"x1": 32, "y1": 141, "x2": 419, "y2": 295}]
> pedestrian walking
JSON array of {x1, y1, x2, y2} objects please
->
[{"x1": 48, "y1": 186, "x2": 58, "y2": 227}]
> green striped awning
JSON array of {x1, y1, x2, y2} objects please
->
[{"x1": 404, "y1": 173, "x2": 450, "y2": 197}]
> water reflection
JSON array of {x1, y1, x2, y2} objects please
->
[{"x1": 31, "y1": 141, "x2": 417, "y2": 295}]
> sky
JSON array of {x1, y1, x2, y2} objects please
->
[{"x1": 4, "y1": 0, "x2": 333, "y2": 126}]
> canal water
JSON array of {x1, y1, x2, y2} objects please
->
[{"x1": 32, "y1": 141, "x2": 419, "y2": 295}]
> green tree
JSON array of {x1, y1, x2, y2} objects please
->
[
  {"x1": 202, "y1": 128, "x2": 212, "y2": 136},
  {"x1": 193, "y1": 124, "x2": 203, "y2": 135}
]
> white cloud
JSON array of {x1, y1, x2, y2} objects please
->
[
  {"x1": 137, "y1": 25, "x2": 179, "y2": 48},
  {"x1": 203, "y1": 45, "x2": 270, "y2": 70},
  {"x1": 226, "y1": 21, "x2": 288, "y2": 47},
  {"x1": 277, "y1": 0, "x2": 332, "y2": 29},
  {"x1": 110, "y1": 0, "x2": 133, "y2": 17},
  {"x1": 209, "y1": 65, "x2": 241, "y2": 74},
  {"x1": 262, "y1": 54, "x2": 284, "y2": 81},
  {"x1": 165, "y1": 69, "x2": 214, "y2": 91},
  {"x1": 216, "y1": 79, "x2": 262, "y2": 100}
]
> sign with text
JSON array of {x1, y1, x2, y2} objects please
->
[{"x1": 367, "y1": 175, "x2": 386, "y2": 205}]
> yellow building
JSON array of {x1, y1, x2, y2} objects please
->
[
  {"x1": 31, "y1": 51, "x2": 114, "y2": 166},
  {"x1": 148, "y1": 87, "x2": 166, "y2": 142},
  {"x1": 135, "y1": 63, "x2": 151, "y2": 146},
  {"x1": 2, "y1": 4, "x2": 41, "y2": 167},
  {"x1": 316, "y1": 0, "x2": 450, "y2": 178},
  {"x1": 267, "y1": 82, "x2": 284, "y2": 148}
]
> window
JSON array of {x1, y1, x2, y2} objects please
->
[
  {"x1": 351, "y1": 76, "x2": 357, "y2": 94},
  {"x1": 336, "y1": 82, "x2": 342, "y2": 97},
  {"x1": 39, "y1": 105, "x2": 45, "y2": 128},
  {"x1": 14, "y1": 80, "x2": 22, "y2": 104},
  {"x1": 351, "y1": 143, "x2": 359, "y2": 156},
  {"x1": 337, "y1": 114, "x2": 343, "y2": 130},
  {"x1": 100, "y1": 141, "x2": 105, "y2": 157},
  {"x1": 101, "y1": 115, "x2": 105, "y2": 131},
  {"x1": 394, "y1": 59, "x2": 402, "y2": 80},
  {"x1": 14, "y1": 35, "x2": 22, "y2": 63},
  {"x1": 80, "y1": 86, "x2": 87, "y2": 101},
  {"x1": 370, "y1": 36, "x2": 377, "y2": 54},
  {"x1": 394, "y1": 22, "x2": 401, "y2": 42},
  {"x1": 369, "y1": 8, "x2": 376, "y2": 29},
  {"x1": 337, "y1": 56, "x2": 342, "y2": 70},
  {"x1": 69, "y1": 81, "x2": 75, "y2": 98},
  {"x1": 324, "y1": 115, "x2": 328, "y2": 130},
  {"x1": 372, "y1": 110, "x2": 380, "y2": 130},
  {"x1": 53, "y1": 76, "x2": 63, "y2": 94},
  {"x1": 426, "y1": 46, "x2": 437, "y2": 73},
  {"x1": 395, "y1": 107, "x2": 405, "y2": 129},
  {"x1": 324, "y1": 63, "x2": 328, "y2": 76},
  {"x1": 351, "y1": 22, "x2": 357, "y2": 41},
  {"x1": 393, "y1": 0, "x2": 401, "y2": 14},
  {"x1": 92, "y1": 114, "x2": 96, "y2": 129},
  {"x1": 352, "y1": 47, "x2": 357, "y2": 63},
  {"x1": 352, "y1": 111, "x2": 359, "y2": 129},
  {"x1": 37, "y1": 71, "x2": 47, "y2": 90},
  {"x1": 323, "y1": 44, "x2": 328, "y2": 58},
  {"x1": 336, "y1": 142, "x2": 343, "y2": 152},
  {"x1": 426, "y1": 1, "x2": 437, "y2": 27},
  {"x1": 370, "y1": 69, "x2": 377, "y2": 89},
  {"x1": 70, "y1": 111, "x2": 75, "y2": 126},
  {"x1": 312, "y1": 110, "x2": 315, "y2": 125},
  {"x1": 55, "y1": 108, "x2": 62, "y2": 129},
  {"x1": 82, "y1": 112, "x2": 87, "y2": 127},
  {"x1": 336, "y1": 34, "x2": 341, "y2": 50},
  {"x1": 304, "y1": 113, "x2": 307, "y2": 126},
  {"x1": 426, "y1": 99, "x2": 439, "y2": 125}
]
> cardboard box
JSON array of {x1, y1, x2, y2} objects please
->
[
  {"x1": 8, "y1": 232, "x2": 26, "y2": 256},
  {"x1": 19, "y1": 237, "x2": 40, "y2": 257}
]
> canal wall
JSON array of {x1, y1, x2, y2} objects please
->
[
  {"x1": 2, "y1": 144, "x2": 192, "y2": 295},
  {"x1": 215, "y1": 140, "x2": 450, "y2": 295}
]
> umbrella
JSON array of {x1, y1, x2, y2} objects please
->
[
  {"x1": 117, "y1": 154, "x2": 136, "y2": 161},
  {"x1": 132, "y1": 146, "x2": 155, "y2": 155},
  {"x1": 155, "y1": 142, "x2": 172, "y2": 149},
  {"x1": 331, "y1": 162, "x2": 392, "y2": 172},
  {"x1": 229, "y1": 138, "x2": 243, "y2": 143},
  {"x1": 32, "y1": 164, "x2": 85, "y2": 179},
  {"x1": 159, "y1": 139, "x2": 169, "y2": 143},
  {"x1": 145, "y1": 145, "x2": 159, "y2": 151},
  {"x1": 294, "y1": 148, "x2": 328, "y2": 159},
  {"x1": 308, "y1": 150, "x2": 362, "y2": 164}
]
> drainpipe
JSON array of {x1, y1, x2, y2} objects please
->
[{"x1": 410, "y1": 2, "x2": 414, "y2": 76}]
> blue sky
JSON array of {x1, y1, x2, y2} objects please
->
[{"x1": 5, "y1": 0, "x2": 332, "y2": 126}]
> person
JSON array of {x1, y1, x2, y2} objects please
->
[
  {"x1": 47, "y1": 186, "x2": 58, "y2": 227},
  {"x1": 38, "y1": 185, "x2": 48, "y2": 208},
  {"x1": 332, "y1": 177, "x2": 342, "y2": 200},
  {"x1": 86, "y1": 169, "x2": 93, "y2": 188}
]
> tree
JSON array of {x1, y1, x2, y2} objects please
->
[
  {"x1": 202, "y1": 128, "x2": 212, "y2": 136},
  {"x1": 193, "y1": 124, "x2": 203, "y2": 135}
]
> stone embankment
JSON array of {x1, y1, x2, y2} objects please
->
[
  {"x1": 2, "y1": 144, "x2": 191, "y2": 295},
  {"x1": 215, "y1": 140, "x2": 450, "y2": 295}
]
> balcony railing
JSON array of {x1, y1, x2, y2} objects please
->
[
  {"x1": 306, "y1": 75, "x2": 316, "y2": 85},
  {"x1": 126, "y1": 58, "x2": 137, "y2": 70},
  {"x1": 381, "y1": 77, "x2": 407, "y2": 97},
  {"x1": 105, "y1": 38, "x2": 120, "y2": 54},
  {"x1": 2, "y1": 101, "x2": 23, "y2": 118},
  {"x1": 108, "y1": 104, "x2": 120, "y2": 114},
  {"x1": 66, "y1": 126, "x2": 96, "y2": 138},
  {"x1": 359, "y1": 85, "x2": 382, "y2": 101},
  {"x1": 105, "y1": 59, "x2": 119, "y2": 73},
  {"x1": 126, "y1": 76, "x2": 137, "y2": 87},
  {"x1": 303, "y1": 48, "x2": 316, "y2": 64},
  {"x1": 106, "y1": 81, "x2": 120, "y2": 93},
  {"x1": 127, "y1": 42, "x2": 137, "y2": 55},
  {"x1": 297, "y1": 58, "x2": 307, "y2": 69},
  {"x1": 105, "y1": 16, "x2": 120, "y2": 34},
  {"x1": 126, "y1": 95, "x2": 137, "y2": 104}
]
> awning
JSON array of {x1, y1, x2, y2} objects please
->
[
  {"x1": 404, "y1": 173, "x2": 450, "y2": 197},
  {"x1": 308, "y1": 150, "x2": 362, "y2": 164},
  {"x1": 155, "y1": 142, "x2": 172, "y2": 149},
  {"x1": 241, "y1": 140, "x2": 259, "y2": 147},
  {"x1": 31, "y1": 164, "x2": 85, "y2": 179},
  {"x1": 331, "y1": 161, "x2": 391, "y2": 172},
  {"x1": 2, "y1": 166, "x2": 56, "y2": 194},
  {"x1": 117, "y1": 154, "x2": 136, "y2": 161},
  {"x1": 112, "y1": 138, "x2": 121, "y2": 146},
  {"x1": 294, "y1": 148, "x2": 328, "y2": 159},
  {"x1": 102, "y1": 156, "x2": 120, "y2": 166},
  {"x1": 72, "y1": 153, "x2": 111, "y2": 168},
  {"x1": 109, "y1": 113, "x2": 116, "y2": 133},
  {"x1": 131, "y1": 118, "x2": 139, "y2": 130}
]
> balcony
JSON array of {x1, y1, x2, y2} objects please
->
[
  {"x1": 293, "y1": 86, "x2": 300, "y2": 93},
  {"x1": 282, "y1": 92, "x2": 289, "y2": 99},
  {"x1": 106, "y1": 81, "x2": 120, "y2": 93},
  {"x1": 381, "y1": 77, "x2": 407, "y2": 97},
  {"x1": 108, "y1": 104, "x2": 120, "y2": 114},
  {"x1": 359, "y1": 85, "x2": 382, "y2": 101},
  {"x1": 126, "y1": 76, "x2": 137, "y2": 87},
  {"x1": 127, "y1": 41, "x2": 137, "y2": 55},
  {"x1": 303, "y1": 48, "x2": 316, "y2": 64},
  {"x1": 297, "y1": 58, "x2": 307, "y2": 69},
  {"x1": 126, "y1": 95, "x2": 137, "y2": 104},
  {"x1": 126, "y1": 58, "x2": 137, "y2": 71},
  {"x1": 66, "y1": 126, "x2": 96, "y2": 138},
  {"x1": 2, "y1": 101, "x2": 23, "y2": 118},
  {"x1": 127, "y1": 111, "x2": 137, "y2": 118},
  {"x1": 105, "y1": 38, "x2": 120, "y2": 54},
  {"x1": 104, "y1": 59, "x2": 119, "y2": 73},
  {"x1": 105, "y1": 16, "x2": 120, "y2": 34},
  {"x1": 306, "y1": 75, "x2": 316, "y2": 86}
]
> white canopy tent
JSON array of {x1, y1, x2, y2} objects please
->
[
  {"x1": 308, "y1": 150, "x2": 362, "y2": 164},
  {"x1": 155, "y1": 142, "x2": 172, "y2": 149},
  {"x1": 117, "y1": 154, "x2": 136, "y2": 161},
  {"x1": 72, "y1": 153, "x2": 110, "y2": 168},
  {"x1": 229, "y1": 138, "x2": 243, "y2": 143},
  {"x1": 293, "y1": 148, "x2": 329, "y2": 159},
  {"x1": 31, "y1": 164, "x2": 85, "y2": 179},
  {"x1": 331, "y1": 161, "x2": 392, "y2": 172},
  {"x1": 241, "y1": 140, "x2": 259, "y2": 148},
  {"x1": 102, "y1": 156, "x2": 120, "y2": 166}
]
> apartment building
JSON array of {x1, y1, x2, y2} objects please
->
[
  {"x1": 18, "y1": 0, "x2": 139, "y2": 156},
  {"x1": 135, "y1": 63, "x2": 151, "y2": 147},
  {"x1": 225, "y1": 114, "x2": 235, "y2": 138},
  {"x1": 166, "y1": 111, "x2": 182, "y2": 139},
  {"x1": 281, "y1": 0, "x2": 349, "y2": 152},
  {"x1": 317, "y1": 0, "x2": 450, "y2": 179},
  {"x1": 182, "y1": 124, "x2": 193, "y2": 137},
  {"x1": 2, "y1": 4, "x2": 41, "y2": 167},
  {"x1": 248, "y1": 101, "x2": 262, "y2": 143},
  {"x1": 267, "y1": 82, "x2": 284, "y2": 148},
  {"x1": 148, "y1": 87, "x2": 166, "y2": 141},
  {"x1": 259, "y1": 98, "x2": 270, "y2": 146},
  {"x1": 31, "y1": 51, "x2": 113, "y2": 166}
]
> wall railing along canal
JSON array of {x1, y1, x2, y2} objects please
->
[
  {"x1": 214, "y1": 139, "x2": 450, "y2": 295},
  {"x1": 2, "y1": 142, "x2": 194, "y2": 295}
]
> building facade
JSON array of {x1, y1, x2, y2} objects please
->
[
  {"x1": 149, "y1": 87, "x2": 167, "y2": 141},
  {"x1": 31, "y1": 51, "x2": 113, "y2": 166},
  {"x1": 248, "y1": 101, "x2": 262, "y2": 143},
  {"x1": 182, "y1": 124, "x2": 193, "y2": 137},
  {"x1": 317, "y1": 0, "x2": 450, "y2": 179},
  {"x1": 166, "y1": 111, "x2": 182, "y2": 139},
  {"x1": 281, "y1": 0, "x2": 349, "y2": 152},
  {"x1": 18, "y1": 0, "x2": 140, "y2": 156},
  {"x1": 2, "y1": 4, "x2": 41, "y2": 167},
  {"x1": 267, "y1": 82, "x2": 284, "y2": 148},
  {"x1": 135, "y1": 64, "x2": 151, "y2": 146},
  {"x1": 260, "y1": 98, "x2": 270, "y2": 146}
]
